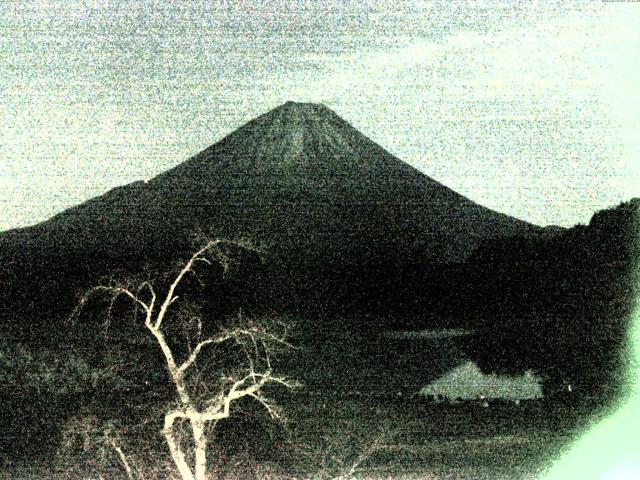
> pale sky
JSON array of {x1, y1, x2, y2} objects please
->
[{"x1": 1, "y1": 0, "x2": 639, "y2": 231}]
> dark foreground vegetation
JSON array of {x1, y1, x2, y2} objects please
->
[
  {"x1": 0, "y1": 310, "x2": 630, "y2": 479},
  {"x1": 1, "y1": 371, "x2": 597, "y2": 479}
]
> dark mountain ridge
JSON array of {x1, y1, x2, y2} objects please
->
[{"x1": 1, "y1": 101, "x2": 555, "y2": 338}]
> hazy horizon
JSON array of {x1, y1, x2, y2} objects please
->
[{"x1": 2, "y1": 1, "x2": 639, "y2": 231}]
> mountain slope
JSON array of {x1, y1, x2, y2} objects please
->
[{"x1": 0, "y1": 101, "x2": 552, "y2": 335}]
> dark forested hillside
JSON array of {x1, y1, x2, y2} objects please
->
[{"x1": 455, "y1": 199, "x2": 639, "y2": 401}]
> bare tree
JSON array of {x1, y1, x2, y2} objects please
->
[
  {"x1": 75, "y1": 239, "x2": 298, "y2": 480},
  {"x1": 306, "y1": 429, "x2": 392, "y2": 480}
]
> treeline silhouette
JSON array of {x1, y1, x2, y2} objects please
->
[{"x1": 455, "y1": 199, "x2": 639, "y2": 401}]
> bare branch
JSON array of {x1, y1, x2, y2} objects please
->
[
  {"x1": 71, "y1": 285, "x2": 152, "y2": 325},
  {"x1": 154, "y1": 240, "x2": 225, "y2": 330},
  {"x1": 108, "y1": 437, "x2": 135, "y2": 480},
  {"x1": 193, "y1": 257, "x2": 211, "y2": 266},
  {"x1": 248, "y1": 392, "x2": 282, "y2": 421},
  {"x1": 176, "y1": 333, "x2": 234, "y2": 376},
  {"x1": 200, "y1": 372, "x2": 269, "y2": 422},
  {"x1": 262, "y1": 375, "x2": 301, "y2": 389},
  {"x1": 163, "y1": 409, "x2": 194, "y2": 480},
  {"x1": 136, "y1": 281, "x2": 156, "y2": 304},
  {"x1": 329, "y1": 432, "x2": 389, "y2": 480},
  {"x1": 236, "y1": 327, "x2": 297, "y2": 351}
]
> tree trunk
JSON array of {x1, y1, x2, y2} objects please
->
[
  {"x1": 191, "y1": 418, "x2": 208, "y2": 480},
  {"x1": 163, "y1": 413, "x2": 195, "y2": 480}
]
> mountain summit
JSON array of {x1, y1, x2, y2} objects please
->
[
  {"x1": 144, "y1": 101, "x2": 541, "y2": 260},
  {"x1": 1, "y1": 102, "x2": 551, "y2": 332},
  {"x1": 157, "y1": 100, "x2": 444, "y2": 191}
]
